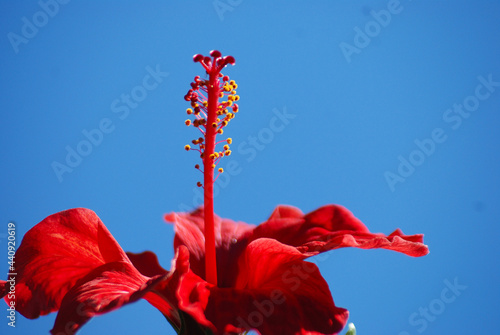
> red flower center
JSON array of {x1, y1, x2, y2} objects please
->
[{"x1": 184, "y1": 50, "x2": 238, "y2": 286}]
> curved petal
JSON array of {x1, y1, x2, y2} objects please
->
[
  {"x1": 128, "y1": 247, "x2": 210, "y2": 332},
  {"x1": 253, "y1": 205, "x2": 429, "y2": 257},
  {"x1": 252, "y1": 205, "x2": 366, "y2": 247},
  {"x1": 125, "y1": 251, "x2": 179, "y2": 327},
  {"x1": 267, "y1": 205, "x2": 304, "y2": 220},
  {"x1": 171, "y1": 240, "x2": 348, "y2": 335},
  {"x1": 126, "y1": 251, "x2": 168, "y2": 277},
  {"x1": 2, "y1": 208, "x2": 129, "y2": 319},
  {"x1": 50, "y1": 261, "x2": 164, "y2": 334},
  {"x1": 232, "y1": 238, "x2": 348, "y2": 334},
  {"x1": 164, "y1": 209, "x2": 206, "y2": 262},
  {"x1": 150, "y1": 245, "x2": 215, "y2": 334},
  {"x1": 300, "y1": 227, "x2": 429, "y2": 257}
]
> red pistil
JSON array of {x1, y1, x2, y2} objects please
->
[{"x1": 184, "y1": 50, "x2": 238, "y2": 286}]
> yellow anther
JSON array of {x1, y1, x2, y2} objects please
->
[
  {"x1": 219, "y1": 92, "x2": 224, "y2": 98},
  {"x1": 227, "y1": 138, "x2": 232, "y2": 144},
  {"x1": 229, "y1": 80, "x2": 236, "y2": 85},
  {"x1": 211, "y1": 164, "x2": 216, "y2": 169},
  {"x1": 185, "y1": 119, "x2": 191, "y2": 126},
  {"x1": 197, "y1": 181, "x2": 202, "y2": 187},
  {"x1": 209, "y1": 154, "x2": 215, "y2": 159},
  {"x1": 192, "y1": 139, "x2": 198, "y2": 145},
  {"x1": 193, "y1": 120, "x2": 199, "y2": 127},
  {"x1": 203, "y1": 101, "x2": 208, "y2": 107},
  {"x1": 217, "y1": 129, "x2": 223, "y2": 134},
  {"x1": 223, "y1": 145, "x2": 229, "y2": 150},
  {"x1": 226, "y1": 100, "x2": 233, "y2": 107},
  {"x1": 186, "y1": 108, "x2": 193, "y2": 114},
  {"x1": 212, "y1": 122, "x2": 217, "y2": 128},
  {"x1": 198, "y1": 137, "x2": 204, "y2": 143},
  {"x1": 225, "y1": 150, "x2": 232, "y2": 156},
  {"x1": 184, "y1": 145, "x2": 191, "y2": 151},
  {"x1": 232, "y1": 84, "x2": 238, "y2": 89},
  {"x1": 228, "y1": 95, "x2": 234, "y2": 101},
  {"x1": 222, "y1": 120, "x2": 228, "y2": 127},
  {"x1": 218, "y1": 168, "x2": 223, "y2": 173},
  {"x1": 234, "y1": 95, "x2": 240, "y2": 101},
  {"x1": 231, "y1": 90, "x2": 236, "y2": 94}
]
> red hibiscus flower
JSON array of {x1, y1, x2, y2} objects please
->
[
  {"x1": 1, "y1": 51, "x2": 429, "y2": 335},
  {"x1": 0, "y1": 204, "x2": 427, "y2": 335}
]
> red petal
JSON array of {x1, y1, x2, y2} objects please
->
[
  {"x1": 2, "y1": 208, "x2": 130, "y2": 319},
  {"x1": 267, "y1": 205, "x2": 304, "y2": 220},
  {"x1": 234, "y1": 238, "x2": 348, "y2": 334},
  {"x1": 173, "y1": 239, "x2": 348, "y2": 334},
  {"x1": 151, "y1": 246, "x2": 214, "y2": 333},
  {"x1": 126, "y1": 251, "x2": 168, "y2": 277},
  {"x1": 165, "y1": 209, "x2": 206, "y2": 262},
  {"x1": 253, "y1": 205, "x2": 366, "y2": 246},
  {"x1": 304, "y1": 205, "x2": 370, "y2": 232},
  {"x1": 127, "y1": 248, "x2": 207, "y2": 332},
  {"x1": 124, "y1": 251, "x2": 178, "y2": 325},
  {"x1": 253, "y1": 204, "x2": 429, "y2": 257},
  {"x1": 50, "y1": 261, "x2": 160, "y2": 334}
]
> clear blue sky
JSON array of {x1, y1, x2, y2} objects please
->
[{"x1": 1, "y1": 1, "x2": 499, "y2": 334}]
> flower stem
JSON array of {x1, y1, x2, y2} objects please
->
[{"x1": 203, "y1": 71, "x2": 219, "y2": 286}]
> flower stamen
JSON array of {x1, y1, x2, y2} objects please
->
[{"x1": 183, "y1": 50, "x2": 237, "y2": 286}]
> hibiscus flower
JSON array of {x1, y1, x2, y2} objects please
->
[
  {"x1": 0, "y1": 204, "x2": 427, "y2": 335},
  {"x1": 1, "y1": 51, "x2": 429, "y2": 335}
]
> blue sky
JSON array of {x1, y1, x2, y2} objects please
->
[{"x1": 1, "y1": 1, "x2": 499, "y2": 334}]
